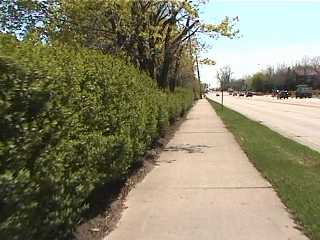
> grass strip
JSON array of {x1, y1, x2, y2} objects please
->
[{"x1": 207, "y1": 98, "x2": 320, "y2": 240}]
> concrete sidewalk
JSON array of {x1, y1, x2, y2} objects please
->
[{"x1": 106, "y1": 99, "x2": 308, "y2": 240}]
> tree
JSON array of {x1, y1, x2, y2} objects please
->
[
  {"x1": 0, "y1": 0, "x2": 58, "y2": 39},
  {"x1": 229, "y1": 78, "x2": 244, "y2": 91},
  {"x1": 251, "y1": 72, "x2": 265, "y2": 92},
  {"x1": 217, "y1": 65, "x2": 232, "y2": 90},
  {"x1": 0, "y1": 0, "x2": 238, "y2": 92}
]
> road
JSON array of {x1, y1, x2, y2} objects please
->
[{"x1": 207, "y1": 93, "x2": 320, "y2": 152}]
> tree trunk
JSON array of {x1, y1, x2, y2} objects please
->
[
  {"x1": 158, "y1": 49, "x2": 172, "y2": 89},
  {"x1": 158, "y1": 16, "x2": 175, "y2": 89},
  {"x1": 169, "y1": 75, "x2": 176, "y2": 92},
  {"x1": 169, "y1": 49, "x2": 182, "y2": 92}
]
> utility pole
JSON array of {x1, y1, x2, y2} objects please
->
[{"x1": 195, "y1": 54, "x2": 202, "y2": 99}]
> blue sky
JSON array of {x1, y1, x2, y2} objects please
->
[{"x1": 199, "y1": 0, "x2": 320, "y2": 87}]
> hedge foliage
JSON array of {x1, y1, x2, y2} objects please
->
[{"x1": 0, "y1": 37, "x2": 194, "y2": 239}]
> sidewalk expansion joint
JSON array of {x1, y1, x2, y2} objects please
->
[{"x1": 168, "y1": 186, "x2": 272, "y2": 190}]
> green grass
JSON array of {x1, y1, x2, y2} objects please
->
[{"x1": 208, "y1": 99, "x2": 320, "y2": 240}]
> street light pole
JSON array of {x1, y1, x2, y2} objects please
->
[
  {"x1": 221, "y1": 83, "x2": 224, "y2": 111},
  {"x1": 221, "y1": 88, "x2": 223, "y2": 111}
]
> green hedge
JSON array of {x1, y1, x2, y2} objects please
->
[{"x1": 0, "y1": 37, "x2": 194, "y2": 239}]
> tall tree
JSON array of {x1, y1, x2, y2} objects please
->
[
  {"x1": 217, "y1": 65, "x2": 232, "y2": 90},
  {"x1": 0, "y1": 0, "x2": 239, "y2": 91}
]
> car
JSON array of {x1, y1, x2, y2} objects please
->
[
  {"x1": 296, "y1": 85, "x2": 312, "y2": 98},
  {"x1": 239, "y1": 92, "x2": 245, "y2": 96},
  {"x1": 277, "y1": 90, "x2": 289, "y2": 99},
  {"x1": 233, "y1": 92, "x2": 238, "y2": 96},
  {"x1": 216, "y1": 93, "x2": 220, "y2": 96},
  {"x1": 246, "y1": 91, "x2": 253, "y2": 97}
]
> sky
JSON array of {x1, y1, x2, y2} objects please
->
[{"x1": 199, "y1": 0, "x2": 320, "y2": 87}]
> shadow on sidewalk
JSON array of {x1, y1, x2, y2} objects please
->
[{"x1": 164, "y1": 144, "x2": 212, "y2": 153}]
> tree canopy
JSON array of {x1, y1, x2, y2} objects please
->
[{"x1": 0, "y1": 0, "x2": 238, "y2": 92}]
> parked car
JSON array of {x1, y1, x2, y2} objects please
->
[
  {"x1": 277, "y1": 90, "x2": 289, "y2": 99},
  {"x1": 233, "y1": 92, "x2": 238, "y2": 96},
  {"x1": 216, "y1": 93, "x2": 220, "y2": 96},
  {"x1": 296, "y1": 84, "x2": 312, "y2": 98},
  {"x1": 246, "y1": 91, "x2": 253, "y2": 97},
  {"x1": 239, "y1": 92, "x2": 245, "y2": 96}
]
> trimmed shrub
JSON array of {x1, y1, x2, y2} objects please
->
[{"x1": 0, "y1": 37, "x2": 194, "y2": 239}]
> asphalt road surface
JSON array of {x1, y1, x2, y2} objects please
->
[{"x1": 207, "y1": 93, "x2": 320, "y2": 152}]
